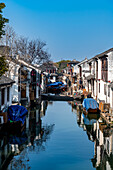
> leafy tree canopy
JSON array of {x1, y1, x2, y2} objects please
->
[
  {"x1": 56, "y1": 60, "x2": 71, "y2": 73},
  {"x1": 0, "y1": 3, "x2": 9, "y2": 38},
  {"x1": 0, "y1": 56, "x2": 8, "y2": 77},
  {"x1": 0, "y1": 3, "x2": 8, "y2": 77}
]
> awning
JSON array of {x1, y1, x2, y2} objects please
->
[{"x1": 85, "y1": 74, "x2": 95, "y2": 80}]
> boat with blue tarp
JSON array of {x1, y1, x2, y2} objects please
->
[
  {"x1": 47, "y1": 81, "x2": 67, "y2": 93},
  {"x1": 3, "y1": 105, "x2": 28, "y2": 133},
  {"x1": 82, "y1": 97, "x2": 100, "y2": 115}
]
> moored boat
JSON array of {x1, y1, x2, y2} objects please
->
[
  {"x1": 3, "y1": 105, "x2": 28, "y2": 133},
  {"x1": 82, "y1": 97, "x2": 100, "y2": 115},
  {"x1": 47, "y1": 82, "x2": 67, "y2": 93}
]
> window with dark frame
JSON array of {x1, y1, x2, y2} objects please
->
[
  {"x1": 108, "y1": 86, "x2": 110, "y2": 97},
  {"x1": 89, "y1": 63, "x2": 92, "y2": 72},
  {"x1": 104, "y1": 84, "x2": 106, "y2": 95},
  {"x1": 101, "y1": 57, "x2": 108, "y2": 82},
  {"x1": 7, "y1": 87, "x2": 10, "y2": 102},
  {"x1": 99, "y1": 83, "x2": 100, "y2": 93},
  {"x1": 1, "y1": 88, "x2": 5, "y2": 105},
  {"x1": 107, "y1": 140, "x2": 109, "y2": 154},
  {"x1": 96, "y1": 60, "x2": 98, "y2": 79}
]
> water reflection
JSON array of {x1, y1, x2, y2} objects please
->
[
  {"x1": 1, "y1": 101, "x2": 113, "y2": 169},
  {"x1": 0, "y1": 101, "x2": 54, "y2": 170},
  {"x1": 70, "y1": 101, "x2": 113, "y2": 170}
]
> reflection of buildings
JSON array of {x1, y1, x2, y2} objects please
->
[
  {"x1": 26, "y1": 101, "x2": 48, "y2": 146},
  {"x1": 0, "y1": 101, "x2": 54, "y2": 169},
  {"x1": 78, "y1": 113, "x2": 113, "y2": 169},
  {"x1": 71, "y1": 104, "x2": 113, "y2": 170},
  {"x1": 79, "y1": 113, "x2": 97, "y2": 142},
  {"x1": 0, "y1": 134, "x2": 12, "y2": 169},
  {"x1": 91, "y1": 118, "x2": 113, "y2": 169},
  {"x1": 40, "y1": 101, "x2": 48, "y2": 117},
  {"x1": 77, "y1": 109, "x2": 113, "y2": 169},
  {"x1": 69, "y1": 101, "x2": 82, "y2": 114}
]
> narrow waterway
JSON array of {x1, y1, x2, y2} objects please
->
[
  {"x1": 38, "y1": 102, "x2": 94, "y2": 170},
  {"x1": 2, "y1": 101, "x2": 113, "y2": 170}
]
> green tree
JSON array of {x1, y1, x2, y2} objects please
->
[
  {"x1": 0, "y1": 56, "x2": 8, "y2": 77},
  {"x1": 0, "y1": 3, "x2": 8, "y2": 77},
  {"x1": 0, "y1": 3, "x2": 8, "y2": 38}
]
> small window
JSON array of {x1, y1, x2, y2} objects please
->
[
  {"x1": 98, "y1": 129, "x2": 100, "y2": 139},
  {"x1": 1, "y1": 88, "x2": 5, "y2": 105},
  {"x1": 104, "y1": 84, "x2": 106, "y2": 95},
  {"x1": 108, "y1": 86, "x2": 110, "y2": 97},
  {"x1": 99, "y1": 83, "x2": 100, "y2": 93},
  {"x1": 107, "y1": 140, "x2": 109, "y2": 154},
  {"x1": 7, "y1": 87, "x2": 10, "y2": 102}
]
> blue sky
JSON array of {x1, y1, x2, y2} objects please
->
[{"x1": 3, "y1": 0, "x2": 113, "y2": 62}]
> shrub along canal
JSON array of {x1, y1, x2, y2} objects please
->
[{"x1": 2, "y1": 101, "x2": 112, "y2": 169}]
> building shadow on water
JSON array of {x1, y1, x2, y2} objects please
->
[
  {"x1": 0, "y1": 101, "x2": 55, "y2": 170},
  {"x1": 70, "y1": 101, "x2": 113, "y2": 170}
]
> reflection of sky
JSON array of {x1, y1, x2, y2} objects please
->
[
  {"x1": 7, "y1": 102, "x2": 95, "y2": 170},
  {"x1": 28, "y1": 102, "x2": 94, "y2": 170}
]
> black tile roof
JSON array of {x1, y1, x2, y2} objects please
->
[{"x1": 0, "y1": 75, "x2": 15, "y2": 86}]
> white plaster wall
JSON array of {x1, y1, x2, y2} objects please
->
[
  {"x1": 94, "y1": 80, "x2": 97, "y2": 98},
  {"x1": 41, "y1": 75, "x2": 45, "y2": 92},
  {"x1": 94, "y1": 61, "x2": 96, "y2": 77},
  {"x1": 98, "y1": 80, "x2": 106, "y2": 102},
  {"x1": 100, "y1": 130, "x2": 104, "y2": 146},
  {"x1": 8, "y1": 62, "x2": 20, "y2": 102},
  {"x1": 84, "y1": 72, "x2": 90, "y2": 78},
  {"x1": 110, "y1": 89, "x2": 113, "y2": 108},
  {"x1": 106, "y1": 161, "x2": 111, "y2": 170},
  {"x1": 91, "y1": 61, "x2": 95, "y2": 75},
  {"x1": 97, "y1": 81, "x2": 110, "y2": 103},
  {"x1": 82, "y1": 62, "x2": 89, "y2": 72},
  {"x1": 85, "y1": 81, "x2": 88, "y2": 92},
  {"x1": 108, "y1": 52, "x2": 113, "y2": 82},
  {"x1": 1, "y1": 86, "x2": 12, "y2": 110},
  {"x1": 98, "y1": 59, "x2": 101, "y2": 79},
  {"x1": 96, "y1": 146, "x2": 101, "y2": 167},
  {"x1": 93, "y1": 122, "x2": 97, "y2": 131},
  {"x1": 112, "y1": 132, "x2": 113, "y2": 154},
  {"x1": 52, "y1": 76, "x2": 56, "y2": 82},
  {"x1": 89, "y1": 82, "x2": 91, "y2": 92}
]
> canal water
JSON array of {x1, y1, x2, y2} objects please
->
[{"x1": 1, "y1": 101, "x2": 113, "y2": 169}]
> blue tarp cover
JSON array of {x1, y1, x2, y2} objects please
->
[
  {"x1": 9, "y1": 131, "x2": 27, "y2": 145},
  {"x1": 8, "y1": 105, "x2": 28, "y2": 125},
  {"x1": 47, "y1": 82, "x2": 63, "y2": 87},
  {"x1": 82, "y1": 113, "x2": 97, "y2": 125},
  {"x1": 82, "y1": 98, "x2": 99, "y2": 111}
]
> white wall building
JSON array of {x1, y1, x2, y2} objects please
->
[{"x1": 0, "y1": 75, "x2": 15, "y2": 111}]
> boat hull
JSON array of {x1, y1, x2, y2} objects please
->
[
  {"x1": 83, "y1": 108, "x2": 100, "y2": 115},
  {"x1": 3, "y1": 121, "x2": 25, "y2": 133}
]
